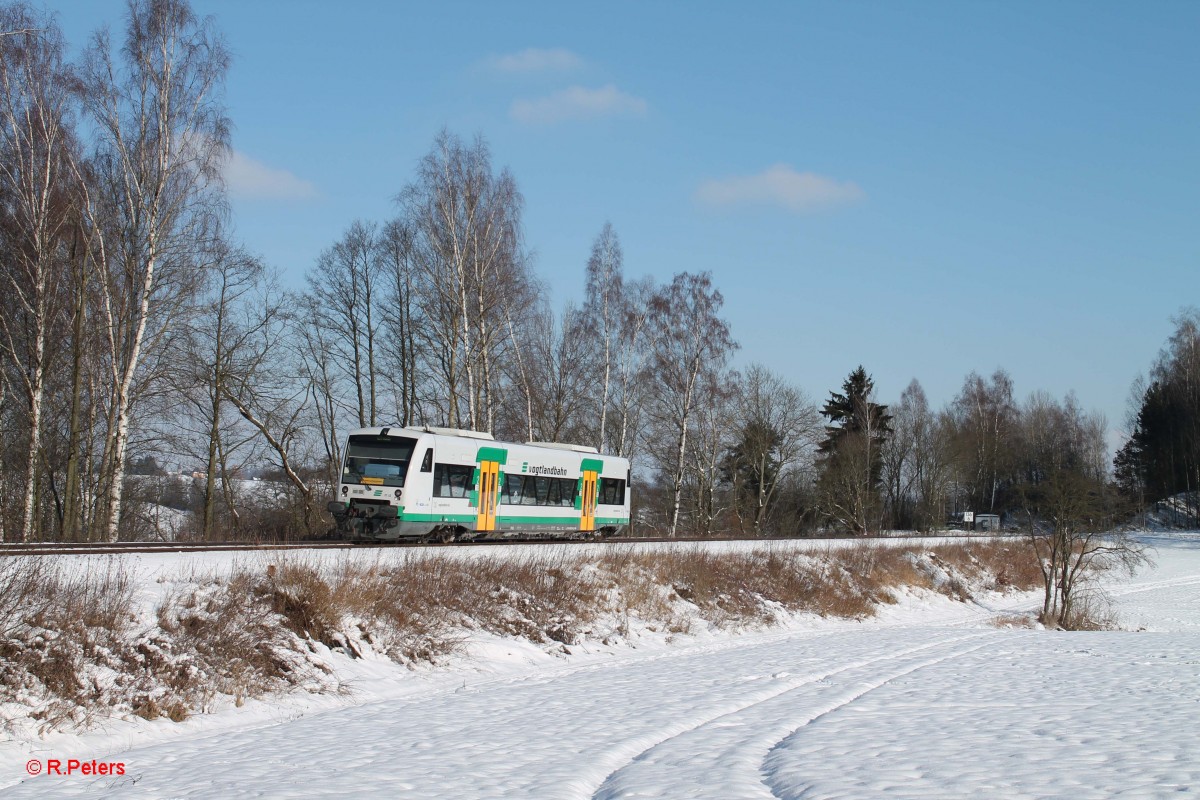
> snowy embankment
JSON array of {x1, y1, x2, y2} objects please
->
[{"x1": 2, "y1": 534, "x2": 1198, "y2": 798}]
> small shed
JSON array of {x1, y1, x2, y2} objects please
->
[{"x1": 974, "y1": 513, "x2": 1001, "y2": 532}]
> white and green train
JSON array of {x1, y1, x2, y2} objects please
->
[{"x1": 326, "y1": 426, "x2": 631, "y2": 541}]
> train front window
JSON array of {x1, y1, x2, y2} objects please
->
[{"x1": 343, "y1": 435, "x2": 417, "y2": 487}]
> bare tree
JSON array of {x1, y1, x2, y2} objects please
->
[
  {"x1": 80, "y1": 0, "x2": 230, "y2": 540},
  {"x1": 645, "y1": 272, "x2": 736, "y2": 537},
  {"x1": 399, "y1": 130, "x2": 528, "y2": 432},
  {"x1": 516, "y1": 302, "x2": 595, "y2": 444},
  {"x1": 583, "y1": 222, "x2": 623, "y2": 451},
  {"x1": 881, "y1": 379, "x2": 924, "y2": 529},
  {"x1": 305, "y1": 220, "x2": 382, "y2": 428},
  {"x1": 0, "y1": 8, "x2": 78, "y2": 541},
  {"x1": 1015, "y1": 391, "x2": 1143, "y2": 628},
  {"x1": 725, "y1": 364, "x2": 820, "y2": 535},
  {"x1": 222, "y1": 299, "x2": 317, "y2": 536},
  {"x1": 378, "y1": 217, "x2": 422, "y2": 426},
  {"x1": 607, "y1": 276, "x2": 655, "y2": 459},
  {"x1": 294, "y1": 293, "x2": 345, "y2": 490},
  {"x1": 688, "y1": 371, "x2": 736, "y2": 536},
  {"x1": 950, "y1": 369, "x2": 1017, "y2": 514},
  {"x1": 174, "y1": 237, "x2": 273, "y2": 539}
]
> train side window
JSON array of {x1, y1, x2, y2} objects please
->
[
  {"x1": 502, "y1": 474, "x2": 522, "y2": 504},
  {"x1": 420, "y1": 449, "x2": 433, "y2": 472},
  {"x1": 433, "y1": 464, "x2": 475, "y2": 498},
  {"x1": 599, "y1": 477, "x2": 626, "y2": 505}
]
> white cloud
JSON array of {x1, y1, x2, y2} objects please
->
[
  {"x1": 510, "y1": 84, "x2": 648, "y2": 125},
  {"x1": 223, "y1": 150, "x2": 318, "y2": 200},
  {"x1": 490, "y1": 47, "x2": 583, "y2": 73},
  {"x1": 695, "y1": 164, "x2": 864, "y2": 214}
]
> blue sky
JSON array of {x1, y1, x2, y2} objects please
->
[{"x1": 55, "y1": 0, "x2": 1199, "y2": 448}]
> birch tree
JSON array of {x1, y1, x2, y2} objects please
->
[
  {"x1": 950, "y1": 369, "x2": 1016, "y2": 514},
  {"x1": 0, "y1": 9, "x2": 79, "y2": 541},
  {"x1": 80, "y1": 0, "x2": 229, "y2": 540},
  {"x1": 583, "y1": 222, "x2": 623, "y2": 451},
  {"x1": 609, "y1": 276, "x2": 655, "y2": 459},
  {"x1": 646, "y1": 272, "x2": 736, "y2": 537},
  {"x1": 400, "y1": 130, "x2": 529, "y2": 431}
]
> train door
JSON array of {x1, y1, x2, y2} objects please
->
[
  {"x1": 476, "y1": 460, "x2": 500, "y2": 532},
  {"x1": 579, "y1": 469, "x2": 598, "y2": 532}
]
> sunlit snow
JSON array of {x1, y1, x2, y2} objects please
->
[{"x1": 2, "y1": 534, "x2": 1198, "y2": 798}]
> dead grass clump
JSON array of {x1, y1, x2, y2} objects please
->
[
  {"x1": 262, "y1": 559, "x2": 345, "y2": 647},
  {"x1": 593, "y1": 549, "x2": 691, "y2": 638},
  {"x1": 1049, "y1": 590, "x2": 1120, "y2": 631},
  {"x1": 0, "y1": 557, "x2": 137, "y2": 732},
  {"x1": 434, "y1": 554, "x2": 606, "y2": 645},
  {"x1": 928, "y1": 540, "x2": 1043, "y2": 594},
  {"x1": 150, "y1": 565, "x2": 327, "y2": 715},
  {"x1": 606, "y1": 546, "x2": 882, "y2": 628},
  {"x1": 981, "y1": 540, "x2": 1045, "y2": 591},
  {"x1": 633, "y1": 549, "x2": 769, "y2": 628},
  {"x1": 750, "y1": 548, "x2": 873, "y2": 620},
  {"x1": 989, "y1": 613, "x2": 1038, "y2": 629},
  {"x1": 828, "y1": 543, "x2": 938, "y2": 605}
]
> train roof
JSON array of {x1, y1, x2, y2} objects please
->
[{"x1": 347, "y1": 427, "x2": 620, "y2": 461}]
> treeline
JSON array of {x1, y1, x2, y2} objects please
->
[
  {"x1": 1115, "y1": 310, "x2": 1200, "y2": 522},
  {"x1": 0, "y1": 1, "x2": 231, "y2": 542},
  {"x1": 0, "y1": 0, "x2": 743, "y2": 541},
  {"x1": 0, "y1": 1, "x2": 1188, "y2": 543}
]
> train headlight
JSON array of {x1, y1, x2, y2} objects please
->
[
  {"x1": 394, "y1": 489, "x2": 403, "y2": 499},
  {"x1": 341, "y1": 485, "x2": 348, "y2": 496}
]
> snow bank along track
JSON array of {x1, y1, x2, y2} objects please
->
[{"x1": 0, "y1": 534, "x2": 891, "y2": 557}]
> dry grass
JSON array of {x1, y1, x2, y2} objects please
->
[
  {"x1": 989, "y1": 613, "x2": 1039, "y2": 629},
  {"x1": 256, "y1": 552, "x2": 608, "y2": 660},
  {"x1": 146, "y1": 564, "x2": 329, "y2": 718},
  {"x1": 1, "y1": 537, "x2": 1048, "y2": 734},
  {"x1": 1044, "y1": 590, "x2": 1120, "y2": 631},
  {"x1": 0, "y1": 557, "x2": 137, "y2": 731}
]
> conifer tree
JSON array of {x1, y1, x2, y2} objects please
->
[{"x1": 816, "y1": 366, "x2": 892, "y2": 533}]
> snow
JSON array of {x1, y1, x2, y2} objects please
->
[{"x1": 2, "y1": 534, "x2": 1198, "y2": 798}]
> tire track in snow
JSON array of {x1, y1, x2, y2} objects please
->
[
  {"x1": 759, "y1": 635, "x2": 1000, "y2": 800},
  {"x1": 586, "y1": 631, "x2": 995, "y2": 800},
  {"x1": 1106, "y1": 574, "x2": 1200, "y2": 598}
]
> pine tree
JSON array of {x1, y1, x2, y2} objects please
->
[{"x1": 816, "y1": 366, "x2": 892, "y2": 533}]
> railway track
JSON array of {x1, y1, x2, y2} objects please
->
[{"x1": 0, "y1": 534, "x2": 819, "y2": 557}]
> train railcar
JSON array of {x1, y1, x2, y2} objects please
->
[{"x1": 326, "y1": 426, "x2": 631, "y2": 541}]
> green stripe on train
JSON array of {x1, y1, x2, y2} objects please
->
[{"x1": 398, "y1": 512, "x2": 629, "y2": 526}]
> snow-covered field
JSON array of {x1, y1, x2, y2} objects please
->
[{"x1": 2, "y1": 534, "x2": 1198, "y2": 798}]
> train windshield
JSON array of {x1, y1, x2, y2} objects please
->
[{"x1": 343, "y1": 435, "x2": 417, "y2": 487}]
